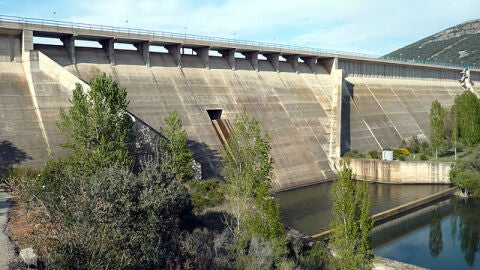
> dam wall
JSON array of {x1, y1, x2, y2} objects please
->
[
  {"x1": 341, "y1": 76, "x2": 474, "y2": 153},
  {"x1": 350, "y1": 158, "x2": 454, "y2": 184},
  {"x1": 0, "y1": 20, "x2": 476, "y2": 189}
]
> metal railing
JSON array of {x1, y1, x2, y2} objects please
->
[{"x1": 0, "y1": 14, "x2": 477, "y2": 70}]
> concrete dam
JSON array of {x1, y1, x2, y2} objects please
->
[{"x1": 0, "y1": 17, "x2": 479, "y2": 191}]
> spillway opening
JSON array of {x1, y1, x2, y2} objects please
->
[{"x1": 206, "y1": 109, "x2": 222, "y2": 120}]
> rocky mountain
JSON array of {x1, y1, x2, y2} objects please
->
[{"x1": 384, "y1": 20, "x2": 480, "y2": 67}]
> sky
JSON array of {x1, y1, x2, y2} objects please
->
[{"x1": 0, "y1": 0, "x2": 479, "y2": 56}]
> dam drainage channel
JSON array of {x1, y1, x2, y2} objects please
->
[{"x1": 311, "y1": 186, "x2": 457, "y2": 240}]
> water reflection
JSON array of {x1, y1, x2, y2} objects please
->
[
  {"x1": 429, "y1": 211, "x2": 443, "y2": 257},
  {"x1": 275, "y1": 182, "x2": 450, "y2": 235},
  {"x1": 452, "y1": 198, "x2": 480, "y2": 266},
  {"x1": 374, "y1": 198, "x2": 480, "y2": 270}
]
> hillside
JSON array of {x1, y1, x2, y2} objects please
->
[{"x1": 384, "y1": 20, "x2": 480, "y2": 67}]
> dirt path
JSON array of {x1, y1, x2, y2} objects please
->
[{"x1": 0, "y1": 189, "x2": 14, "y2": 269}]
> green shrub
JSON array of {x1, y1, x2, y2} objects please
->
[
  {"x1": 2, "y1": 166, "x2": 39, "y2": 204},
  {"x1": 37, "y1": 160, "x2": 193, "y2": 269},
  {"x1": 344, "y1": 149, "x2": 363, "y2": 158},
  {"x1": 188, "y1": 178, "x2": 225, "y2": 212},
  {"x1": 367, "y1": 150, "x2": 380, "y2": 159},
  {"x1": 420, "y1": 154, "x2": 429, "y2": 161}
]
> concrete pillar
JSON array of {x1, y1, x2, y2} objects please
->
[
  {"x1": 165, "y1": 44, "x2": 181, "y2": 67},
  {"x1": 219, "y1": 49, "x2": 236, "y2": 70},
  {"x1": 285, "y1": 55, "x2": 299, "y2": 72},
  {"x1": 134, "y1": 41, "x2": 150, "y2": 67},
  {"x1": 100, "y1": 38, "x2": 115, "y2": 65},
  {"x1": 301, "y1": 56, "x2": 317, "y2": 73},
  {"x1": 321, "y1": 57, "x2": 338, "y2": 74},
  {"x1": 22, "y1": 30, "x2": 33, "y2": 52},
  {"x1": 265, "y1": 53, "x2": 280, "y2": 72},
  {"x1": 61, "y1": 35, "x2": 76, "y2": 65},
  {"x1": 193, "y1": 46, "x2": 210, "y2": 69},
  {"x1": 242, "y1": 51, "x2": 258, "y2": 71}
]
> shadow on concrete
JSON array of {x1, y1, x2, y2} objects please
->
[
  {"x1": 0, "y1": 140, "x2": 31, "y2": 177},
  {"x1": 188, "y1": 139, "x2": 222, "y2": 180},
  {"x1": 340, "y1": 81, "x2": 354, "y2": 155}
]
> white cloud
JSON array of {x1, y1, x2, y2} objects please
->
[{"x1": 4, "y1": 0, "x2": 480, "y2": 55}]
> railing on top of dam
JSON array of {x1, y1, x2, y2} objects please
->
[{"x1": 0, "y1": 14, "x2": 478, "y2": 71}]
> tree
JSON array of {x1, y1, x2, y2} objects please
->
[
  {"x1": 57, "y1": 73, "x2": 133, "y2": 172},
  {"x1": 430, "y1": 100, "x2": 445, "y2": 159},
  {"x1": 330, "y1": 158, "x2": 373, "y2": 270},
  {"x1": 221, "y1": 110, "x2": 286, "y2": 265},
  {"x1": 452, "y1": 92, "x2": 480, "y2": 147},
  {"x1": 161, "y1": 110, "x2": 194, "y2": 182},
  {"x1": 450, "y1": 146, "x2": 480, "y2": 197},
  {"x1": 451, "y1": 104, "x2": 460, "y2": 160}
]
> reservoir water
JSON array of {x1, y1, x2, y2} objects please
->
[
  {"x1": 374, "y1": 198, "x2": 480, "y2": 270},
  {"x1": 275, "y1": 182, "x2": 451, "y2": 235}
]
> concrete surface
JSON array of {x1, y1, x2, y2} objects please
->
[
  {"x1": 0, "y1": 26, "x2": 477, "y2": 190},
  {"x1": 350, "y1": 158, "x2": 454, "y2": 184},
  {"x1": 0, "y1": 190, "x2": 13, "y2": 269}
]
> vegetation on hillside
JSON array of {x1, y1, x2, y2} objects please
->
[{"x1": 384, "y1": 20, "x2": 480, "y2": 67}]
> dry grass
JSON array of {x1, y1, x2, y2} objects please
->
[{"x1": 7, "y1": 201, "x2": 55, "y2": 259}]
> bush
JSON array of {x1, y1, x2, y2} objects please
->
[
  {"x1": 2, "y1": 166, "x2": 39, "y2": 204},
  {"x1": 420, "y1": 154, "x2": 429, "y2": 161},
  {"x1": 399, "y1": 147, "x2": 410, "y2": 156},
  {"x1": 188, "y1": 178, "x2": 225, "y2": 212},
  {"x1": 35, "y1": 159, "x2": 193, "y2": 269},
  {"x1": 344, "y1": 149, "x2": 363, "y2": 158},
  {"x1": 367, "y1": 150, "x2": 380, "y2": 159}
]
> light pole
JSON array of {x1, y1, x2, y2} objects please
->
[
  {"x1": 53, "y1": 11, "x2": 56, "y2": 24},
  {"x1": 184, "y1": 27, "x2": 187, "y2": 39}
]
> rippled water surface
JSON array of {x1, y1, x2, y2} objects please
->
[{"x1": 275, "y1": 182, "x2": 451, "y2": 235}]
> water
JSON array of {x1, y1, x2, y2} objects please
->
[
  {"x1": 275, "y1": 182, "x2": 450, "y2": 235},
  {"x1": 374, "y1": 198, "x2": 480, "y2": 270}
]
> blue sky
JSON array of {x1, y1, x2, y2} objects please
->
[{"x1": 1, "y1": 0, "x2": 479, "y2": 55}]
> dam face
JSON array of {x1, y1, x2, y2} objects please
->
[{"x1": 0, "y1": 18, "x2": 478, "y2": 190}]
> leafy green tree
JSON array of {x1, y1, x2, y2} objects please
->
[
  {"x1": 330, "y1": 158, "x2": 373, "y2": 270},
  {"x1": 161, "y1": 110, "x2": 194, "y2": 182},
  {"x1": 221, "y1": 110, "x2": 286, "y2": 265},
  {"x1": 430, "y1": 100, "x2": 445, "y2": 159},
  {"x1": 57, "y1": 73, "x2": 133, "y2": 172},
  {"x1": 452, "y1": 92, "x2": 480, "y2": 147},
  {"x1": 451, "y1": 104, "x2": 460, "y2": 160}
]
